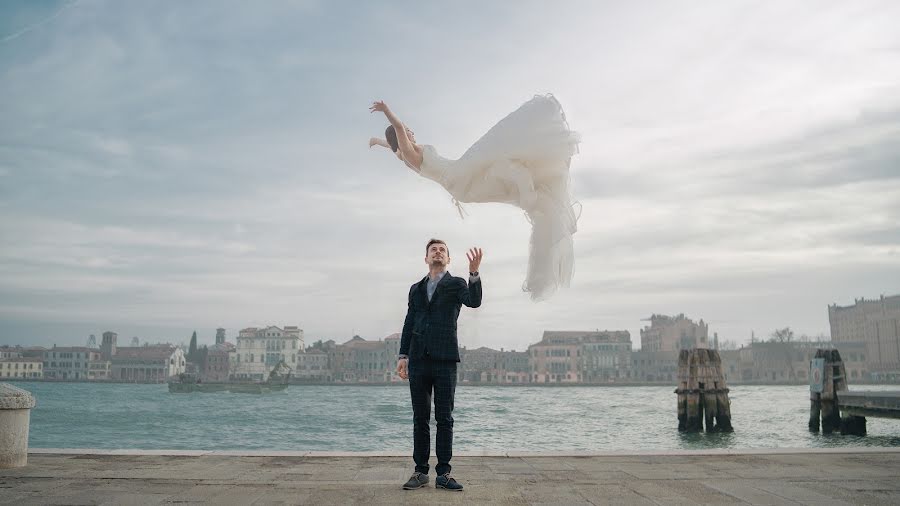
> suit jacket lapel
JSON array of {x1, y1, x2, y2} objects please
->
[
  {"x1": 429, "y1": 271, "x2": 452, "y2": 306},
  {"x1": 417, "y1": 276, "x2": 429, "y2": 306}
]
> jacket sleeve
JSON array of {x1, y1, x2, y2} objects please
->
[
  {"x1": 457, "y1": 276, "x2": 482, "y2": 308},
  {"x1": 399, "y1": 285, "x2": 416, "y2": 356}
]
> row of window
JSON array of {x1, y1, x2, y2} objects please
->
[
  {"x1": 531, "y1": 348, "x2": 629, "y2": 358},
  {"x1": 237, "y1": 353, "x2": 292, "y2": 363},
  {"x1": 1, "y1": 363, "x2": 41, "y2": 370},
  {"x1": 0, "y1": 372, "x2": 42, "y2": 378},
  {"x1": 584, "y1": 344, "x2": 630, "y2": 351},
  {"x1": 759, "y1": 369, "x2": 867, "y2": 379},
  {"x1": 45, "y1": 352, "x2": 99, "y2": 360},
  {"x1": 237, "y1": 339, "x2": 299, "y2": 350},
  {"x1": 233, "y1": 353, "x2": 331, "y2": 365}
]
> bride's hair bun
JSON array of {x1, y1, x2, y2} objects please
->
[{"x1": 385, "y1": 125, "x2": 399, "y2": 152}]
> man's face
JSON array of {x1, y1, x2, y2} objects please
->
[{"x1": 425, "y1": 242, "x2": 449, "y2": 268}]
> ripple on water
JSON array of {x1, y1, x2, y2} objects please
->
[{"x1": 18, "y1": 382, "x2": 900, "y2": 451}]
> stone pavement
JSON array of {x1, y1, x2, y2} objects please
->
[{"x1": 1, "y1": 449, "x2": 899, "y2": 505}]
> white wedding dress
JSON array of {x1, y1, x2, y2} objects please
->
[{"x1": 415, "y1": 94, "x2": 580, "y2": 301}]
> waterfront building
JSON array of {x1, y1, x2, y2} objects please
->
[
  {"x1": 0, "y1": 357, "x2": 43, "y2": 379},
  {"x1": 111, "y1": 345, "x2": 186, "y2": 382},
  {"x1": 640, "y1": 314, "x2": 708, "y2": 352},
  {"x1": 718, "y1": 348, "x2": 749, "y2": 383},
  {"x1": 42, "y1": 347, "x2": 109, "y2": 380},
  {"x1": 460, "y1": 346, "x2": 531, "y2": 384},
  {"x1": 461, "y1": 346, "x2": 501, "y2": 383},
  {"x1": 295, "y1": 348, "x2": 331, "y2": 382},
  {"x1": 528, "y1": 330, "x2": 632, "y2": 383},
  {"x1": 580, "y1": 331, "x2": 632, "y2": 382},
  {"x1": 0, "y1": 345, "x2": 23, "y2": 359},
  {"x1": 330, "y1": 335, "x2": 393, "y2": 383},
  {"x1": 528, "y1": 332, "x2": 583, "y2": 383},
  {"x1": 829, "y1": 294, "x2": 900, "y2": 379},
  {"x1": 232, "y1": 325, "x2": 303, "y2": 381},
  {"x1": 746, "y1": 340, "x2": 868, "y2": 383},
  {"x1": 630, "y1": 350, "x2": 679, "y2": 382}
]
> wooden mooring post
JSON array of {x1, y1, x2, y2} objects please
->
[
  {"x1": 675, "y1": 349, "x2": 733, "y2": 433},
  {"x1": 808, "y1": 349, "x2": 867, "y2": 435},
  {"x1": 808, "y1": 349, "x2": 848, "y2": 434}
]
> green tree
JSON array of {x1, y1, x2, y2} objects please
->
[
  {"x1": 189, "y1": 331, "x2": 198, "y2": 361},
  {"x1": 199, "y1": 345, "x2": 209, "y2": 372}
]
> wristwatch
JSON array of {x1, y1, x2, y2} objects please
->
[{"x1": 469, "y1": 271, "x2": 479, "y2": 276}]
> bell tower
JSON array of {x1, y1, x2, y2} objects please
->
[{"x1": 101, "y1": 331, "x2": 117, "y2": 360}]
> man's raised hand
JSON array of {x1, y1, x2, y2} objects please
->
[{"x1": 466, "y1": 247, "x2": 483, "y2": 273}]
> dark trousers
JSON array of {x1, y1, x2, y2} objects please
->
[{"x1": 408, "y1": 358, "x2": 458, "y2": 475}]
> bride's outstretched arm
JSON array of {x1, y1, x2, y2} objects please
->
[
  {"x1": 369, "y1": 137, "x2": 390, "y2": 149},
  {"x1": 370, "y1": 100, "x2": 416, "y2": 158}
]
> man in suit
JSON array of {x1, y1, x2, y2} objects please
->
[{"x1": 398, "y1": 238, "x2": 482, "y2": 491}]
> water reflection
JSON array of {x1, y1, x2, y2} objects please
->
[{"x1": 677, "y1": 431, "x2": 737, "y2": 449}]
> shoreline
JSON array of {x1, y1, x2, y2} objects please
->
[
  {"x1": 6, "y1": 378, "x2": 900, "y2": 387},
  {"x1": 27, "y1": 446, "x2": 900, "y2": 457}
]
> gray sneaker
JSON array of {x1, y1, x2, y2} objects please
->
[
  {"x1": 402, "y1": 472, "x2": 429, "y2": 490},
  {"x1": 435, "y1": 473, "x2": 463, "y2": 491}
]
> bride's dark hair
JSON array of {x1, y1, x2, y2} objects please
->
[{"x1": 384, "y1": 125, "x2": 399, "y2": 152}]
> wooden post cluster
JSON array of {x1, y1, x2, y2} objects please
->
[
  {"x1": 808, "y1": 349, "x2": 867, "y2": 435},
  {"x1": 675, "y1": 349, "x2": 733, "y2": 433},
  {"x1": 808, "y1": 348, "x2": 849, "y2": 434}
]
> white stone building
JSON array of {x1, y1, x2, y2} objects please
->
[
  {"x1": 42, "y1": 347, "x2": 110, "y2": 380},
  {"x1": 0, "y1": 358, "x2": 43, "y2": 379},
  {"x1": 110, "y1": 346, "x2": 186, "y2": 382},
  {"x1": 0, "y1": 346, "x2": 23, "y2": 359},
  {"x1": 232, "y1": 325, "x2": 304, "y2": 381}
]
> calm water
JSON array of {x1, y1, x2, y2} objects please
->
[{"x1": 17, "y1": 382, "x2": 900, "y2": 451}]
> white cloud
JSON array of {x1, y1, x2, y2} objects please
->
[{"x1": 1, "y1": 1, "x2": 899, "y2": 348}]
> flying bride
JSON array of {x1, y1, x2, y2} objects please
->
[{"x1": 369, "y1": 94, "x2": 580, "y2": 301}]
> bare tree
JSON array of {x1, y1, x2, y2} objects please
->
[
  {"x1": 719, "y1": 339, "x2": 740, "y2": 350},
  {"x1": 769, "y1": 327, "x2": 797, "y2": 381},
  {"x1": 769, "y1": 327, "x2": 794, "y2": 343}
]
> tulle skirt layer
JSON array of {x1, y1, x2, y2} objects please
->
[{"x1": 420, "y1": 94, "x2": 580, "y2": 300}]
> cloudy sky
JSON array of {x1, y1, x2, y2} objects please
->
[{"x1": 1, "y1": 0, "x2": 898, "y2": 351}]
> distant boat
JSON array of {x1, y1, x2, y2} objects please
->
[{"x1": 168, "y1": 361, "x2": 292, "y2": 394}]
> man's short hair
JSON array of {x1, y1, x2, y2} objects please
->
[{"x1": 426, "y1": 238, "x2": 449, "y2": 256}]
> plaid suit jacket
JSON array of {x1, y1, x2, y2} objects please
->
[{"x1": 399, "y1": 272, "x2": 482, "y2": 362}]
